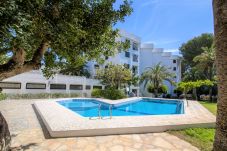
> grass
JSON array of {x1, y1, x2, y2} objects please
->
[
  {"x1": 169, "y1": 101, "x2": 217, "y2": 151},
  {"x1": 200, "y1": 101, "x2": 217, "y2": 115}
]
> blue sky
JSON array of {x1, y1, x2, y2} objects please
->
[{"x1": 115, "y1": 0, "x2": 214, "y2": 53}]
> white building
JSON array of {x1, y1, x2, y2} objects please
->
[
  {"x1": 0, "y1": 30, "x2": 181, "y2": 97},
  {"x1": 1, "y1": 70, "x2": 103, "y2": 97},
  {"x1": 87, "y1": 30, "x2": 141, "y2": 95},
  {"x1": 139, "y1": 43, "x2": 182, "y2": 96}
]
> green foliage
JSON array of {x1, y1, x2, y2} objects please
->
[
  {"x1": 96, "y1": 64, "x2": 132, "y2": 89},
  {"x1": 193, "y1": 45, "x2": 216, "y2": 80},
  {"x1": 4, "y1": 93, "x2": 78, "y2": 99},
  {"x1": 147, "y1": 85, "x2": 168, "y2": 94},
  {"x1": 91, "y1": 89, "x2": 103, "y2": 98},
  {"x1": 0, "y1": 93, "x2": 6, "y2": 101},
  {"x1": 102, "y1": 88, "x2": 126, "y2": 100},
  {"x1": 177, "y1": 80, "x2": 214, "y2": 96},
  {"x1": 140, "y1": 63, "x2": 175, "y2": 97},
  {"x1": 0, "y1": 0, "x2": 133, "y2": 79},
  {"x1": 180, "y1": 33, "x2": 213, "y2": 74},
  {"x1": 59, "y1": 62, "x2": 91, "y2": 78},
  {"x1": 91, "y1": 88, "x2": 126, "y2": 100}
]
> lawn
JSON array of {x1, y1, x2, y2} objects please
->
[{"x1": 169, "y1": 101, "x2": 217, "y2": 151}]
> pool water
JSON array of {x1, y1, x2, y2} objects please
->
[{"x1": 58, "y1": 98, "x2": 184, "y2": 117}]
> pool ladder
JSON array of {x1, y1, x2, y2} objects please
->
[{"x1": 92, "y1": 104, "x2": 112, "y2": 119}]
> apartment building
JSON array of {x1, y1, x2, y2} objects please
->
[
  {"x1": 87, "y1": 30, "x2": 141, "y2": 95},
  {"x1": 1, "y1": 30, "x2": 181, "y2": 96},
  {"x1": 140, "y1": 43, "x2": 182, "y2": 95}
]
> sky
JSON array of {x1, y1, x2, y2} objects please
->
[{"x1": 114, "y1": 0, "x2": 214, "y2": 53}]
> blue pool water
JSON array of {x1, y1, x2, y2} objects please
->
[{"x1": 58, "y1": 98, "x2": 184, "y2": 117}]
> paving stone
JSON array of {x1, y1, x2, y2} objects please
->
[{"x1": 0, "y1": 99, "x2": 200, "y2": 151}]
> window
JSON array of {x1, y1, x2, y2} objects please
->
[
  {"x1": 26, "y1": 83, "x2": 46, "y2": 89},
  {"x1": 50, "y1": 84, "x2": 66, "y2": 90},
  {"x1": 70, "y1": 85, "x2": 83, "y2": 90},
  {"x1": 124, "y1": 64, "x2": 130, "y2": 69},
  {"x1": 94, "y1": 64, "x2": 99, "y2": 69},
  {"x1": 125, "y1": 51, "x2": 130, "y2": 58},
  {"x1": 0, "y1": 82, "x2": 21, "y2": 89},
  {"x1": 173, "y1": 67, "x2": 177, "y2": 71},
  {"x1": 133, "y1": 54, "x2": 138, "y2": 62},
  {"x1": 173, "y1": 60, "x2": 176, "y2": 63},
  {"x1": 93, "y1": 86, "x2": 102, "y2": 89},
  {"x1": 105, "y1": 56, "x2": 109, "y2": 60},
  {"x1": 132, "y1": 42, "x2": 138, "y2": 50},
  {"x1": 132, "y1": 66, "x2": 138, "y2": 74},
  {"x1": 86, "y1": 85, "x2": 91, "y2": 90},
  {"x1": 105, "y1": 65, "x2": 108, "y2": 69}
]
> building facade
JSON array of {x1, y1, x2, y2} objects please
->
[
  {"x1": 87, "y1": 30, "x2": 141, "y2": 96},
  {"x1": 1, "y1": 70, "x2": 103, "y2": 97},
  {"x1": 139, "y1": 43, "x2": 182, "y2": 96},
  {"x1": 1, "y1": 30, "x2": 181, "y2": 97}
]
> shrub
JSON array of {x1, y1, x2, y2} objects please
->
[
  {"x1": 147, "y1": 85, "x2": 168, "y2": 94},
  {"x1": 91, "y1": 89, "x2": 103, "y2": 98},
  {"x1": 102, "y1": 88, "x2": 126, "y2": 100},
  {"x1": 91, "y1": 88, "x2": 126, "y2": 100},
  {"x1": 0, "y1": 93, "x2": 6, "y2": 101},
  {"x1": 164, "y1": 94, "x2": 171, "y2": 98}
]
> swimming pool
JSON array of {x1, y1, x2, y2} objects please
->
[{"x1": 58, "y1": 98, "x2": 184, "y2": 117}]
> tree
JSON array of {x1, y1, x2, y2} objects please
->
[
  {"x1": 213, "y1": 0, "x2": 227, "y2": 150},
  {"x1": 59, "y1": 62, "x2": 91, "y2": 78},
  {"x1": 0, "y1": 0, "x2": 132, "y2": 80},
  {"x1": 96, "y1": 64, "x2": 132, "y2": 89},
  {"x1": 193, "y1": 45, "x2": 215, "y2": 101},
  {"x1": 177, "y1": 80, "x2": 214, "y2": 100},
  {"x1": 180, "y1": 33, "x2": 213, "y2": 80},
  {"x1": 140, "y1": 63, "x2": 175, "y2": 97},
  {"x1": 0, "y1": 0, "x2": 132, "y2": 149},
  {"x1": 177, "y1": 81, "x2": 194, "y2": 99}
]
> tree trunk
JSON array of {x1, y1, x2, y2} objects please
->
[
  {"x1": 213, "y1": 0, "x2": 227, "y2": 150},
  {"x1": 209, "y1": 87, "x2": 213, "y2": 102},
  {"x1": 193, "y1": 88, "x2": 198, "y2": 100},
  {"x1": 0, "y1": 42, "x2": 49, "y2": 81},
  {"x1": 0, "y1": 112, "x2": 11, "y2": 151},
  {"x1": 154, "y1": 89, "x2": 158, "y2": 98}
]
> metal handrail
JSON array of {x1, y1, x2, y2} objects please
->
[
  {"x1": 89, "y1": 104, "x2": 102, "y2": 120},
  {"x1": 98, "y1": 104, "x2": 102, "y2": 119},
  {"x1": 109, "y1": 105, "x2": 112, "y2": 119}
]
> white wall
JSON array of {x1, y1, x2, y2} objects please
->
[
  {"x1": 139, "y1": 43, "x2": 182, "y2": 95},
  {"x1": 2, "y1": 70, "x2": 103, "y2": 97},
  {"x1": 86, "y1": 30, "x2": 141, "y2": 96}
]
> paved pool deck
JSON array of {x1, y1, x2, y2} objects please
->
[
  {"x1": 0, "y1": 98, "x2": 215, "y2": 151},
  {"x1": 34, "y1": 97, "x2": 215, "y2": 137}
]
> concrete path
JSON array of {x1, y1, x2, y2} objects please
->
[{"x1": 0, "y1": 99, "x2": 199, "y2": 151}]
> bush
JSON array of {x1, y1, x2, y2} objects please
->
[
  {"x1": 91, "y1": 88, "x2": 126, "y2": 100},
  {"x1": 164, "y1": 94, "x2": 171, "y2": 98},
  {"x1": 102, "y1": 88, "x2": 126, "y2": 100},
  {"x1": 91, "y1": 89, "x2": 103, "y2": 98},
  {"x1": 147, "y1": 85, "x2": 168, "y2": 94},
  {"x1": 0, "y1": 93, "x2": 6, "y2": 101}
]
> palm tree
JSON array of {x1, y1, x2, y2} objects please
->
[
  {"x1": 213, "y1": 0, "x2": 227, "y2": 150},
  {"x1": 193, "y1": 45, "x2": 215, "y2": 101},
  {"x1": 140, "y1": 63, "x2": 175, "y2": 97}
]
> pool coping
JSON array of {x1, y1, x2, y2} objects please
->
[{"x1": 34, "y1": 97, "x2": 216, "y2": 137}]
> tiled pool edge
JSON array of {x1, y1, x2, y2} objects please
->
[
  {"x1": 42, "y1": 122, "x2": 215, "y2": 138},
  {"x1": 34, "y1": 98, "x2": 216, "y2": 138}
]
